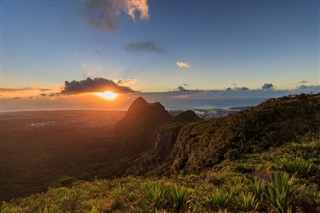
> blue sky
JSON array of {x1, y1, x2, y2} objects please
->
[{"x1": 1, "y1": 0, "x2": 319, "y2": 110}]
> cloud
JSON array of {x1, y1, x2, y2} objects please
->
[
  {"x1": 262, "y1": 83, "x2": 274, "y2": 90},
  {"x1": 296, "y1": 84, "x2": 320, "y2": 91},
  {"x1": 225, "y1": 86, "x2": 250, "y2": 91},
  {"x1": 176, "y1": 86, "x2": 190, "y2": 92},
  {"x1": 235, "y1": 87, "x2": 250, "y2": 91},
  {"x1": 85, "y1": 0, "x2": 149, "y2": 31},
  {"x1": 61, "y1": 77, "x2": 134, "y2": 95},
  {"x1": 176, "y1": 61, "x2": 189, "y2": 68},
  {"x1": 125, "y1": 40, "x2": 164, "y2": 54},
  {"x1": 0, "y1": 86, "x2": 56, "y2": 100},
  {"x1": 117, "y1": 79, "x2": 137, "y2": 85},
  {"x1": 0, "y1": 86, "x2": 51, "y2": 92},
  {"x1": 299, "y1": 80, "x2": 308, "y2": 84}
]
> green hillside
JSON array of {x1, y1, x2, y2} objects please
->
[
  {"x1": 1, "y1": 93, "x2": 319, "y2": 212},
  {"x1": 1, "y1": 136, "x2": 319, "y2": 212}
]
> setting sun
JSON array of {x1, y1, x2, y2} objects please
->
[{"x1": 95, "y1": 91, "x2": 118, "y2": 100}]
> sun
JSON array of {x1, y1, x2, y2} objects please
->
[{"x1": 95, "y1": 91, "x2": 118, "y2": 100}]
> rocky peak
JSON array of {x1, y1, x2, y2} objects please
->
[{"x1": 115, "y1": 97, "x2": 171, "y2": 133}]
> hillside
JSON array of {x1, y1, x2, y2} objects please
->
[
  {"x1": 0, "y1": 98, "x2": 172, "y2": 201},
  {"x1": 129, "y1": 93, "x2": 320, "y2": 176},
  {"x1": 1, "y1": 134, "x2": 319, "y2": 212},
  {"x1": 1, "y1": 93, "x2": 319, "y2": 212}
]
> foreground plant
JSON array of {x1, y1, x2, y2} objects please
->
[
  {"x1": 170, "y1": 185, "x2": 188, "y2": 212},
  {"x1": 266, "y1": 172, "x2": 294, "y2": 213},
  {"x1": 145, "y1": 182, "x2": 165, "y2": 206},
  {"x1": 208, "y1": 188, "x2": 231, "y2": 210},
  {"x1": 236, "y1": 191, "x2": 259, "y2": 211},
  {"x1": 279, "y1": 158, "x2": 318, "y2": 177},
  {"x1": 248, "y1": 178, "x2": 266, "y2": 200}
]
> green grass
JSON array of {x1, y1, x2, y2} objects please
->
[
  {"x1": 208, "y1": 188, "x2": 232, "y2": 210},
  {"x1": 266, "y1": 172, "x2": 295, "y2": 213},
  {"x1": 247, "y1": 178, "x2": 266, "y2": 200},
  {"x1": 236, "y1": 192, "x2": 259, "y2": 211},
  {"x1": 170, "y1": 185, "x2": 188, "y2": 212},
  {"x1": 144, "y1": 181, "x2": 165, "y2": 207},
  {"x1": 279, "y1": 158, "x2": 318, "y2": 177}
]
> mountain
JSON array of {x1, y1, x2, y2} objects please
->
[
  {"x1": 170, "y1": 110, "x2": 203, "y2": 123},
  {"x1": 114, "y1": 97, "x2": 172, "y2": 133},
  {"x1": 129, "y1": 93, "x2": 320, "y2": 176},
  {"x1": 2, "y1": 94, "x2": 319, "y2": 212}
]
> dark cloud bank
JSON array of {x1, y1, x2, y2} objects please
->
[{"x1": 61, "y1": 78, "x2": 134, "y2": 95}]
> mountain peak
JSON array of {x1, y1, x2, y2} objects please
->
[
  {"x1": 171, "y1": 110, "x2": 203, "y2": 123},
  {"x1": 131, "y1": 96, "x2": 148, "y2": 106},
  {"x1": 115, "y1": 97, "x2": 171, "y2": 133}
]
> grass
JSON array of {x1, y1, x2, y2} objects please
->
[
  {"x1": 208, "y1": 188, "x2": 232, "y2": 210},
  {"x1": 236, "y1": 192, "x2": 259, "y2": 211},
  {"x1": 170, "y1": 185, "x2": 188, "y2": 212},
  {"x1": 279, "y1": 158, "x2": 318, "y2": 177},
  {"x1": 266, "y1": 172, "x2": 295, "y2": 213},
  {"x1": 247, "y1": 178, "x2": 266, "y2": 200},
  {"x1": 145, "y1": 181, "x2": 165, "y2": 207}
]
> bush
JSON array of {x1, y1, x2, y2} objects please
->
[
  {"x1": 224, "y1": 149, "x2": 242, "y2": 160},
  {"x1": 236, "y1": 192, "x2": 259, "y2": 211},
  {"x1": 247, "y1": 178, "x2": 266, "y2": 200},
  {"x1": 279, "y1": 158, "x2": 318, "y2": 177},
  {"x1": 208, "y1": 189, "x2": 231, "y2": 210},
  {"x1": 145, "y1": 182, "x2": 165, "y2": 206},
  {"x1": 266, "y1": 172, "x2": 295, "y2": 213},
  {"x1": 170, "y1": 185, "x2": 188, "y2": 212}
]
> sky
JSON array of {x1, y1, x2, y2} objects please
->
[{"x1": 1, "y1": 0, "x2": 319, "y2": 111}]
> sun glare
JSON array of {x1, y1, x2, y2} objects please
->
[{"x1": 95, "y1": 91, "x2": 118, "y2": 100}]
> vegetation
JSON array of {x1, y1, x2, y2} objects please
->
[
  {"x1": 1, "y1": 93, "x2": 319, "y2": 212},
  {"x1": 1, "y1": 135, "x2": 319, "y2": 212}
]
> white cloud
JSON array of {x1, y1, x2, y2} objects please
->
[
  {"x1": 176, "y1": 61, "x2": 189, "y2": 68},
  {"x1": 125, "y1": 0, "x2": 149, "y2": 21},
  {"x1": 86, "y1": 0, "x2": 150, "y2": 30}
]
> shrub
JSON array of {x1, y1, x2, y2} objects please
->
[
  {"x1": 145, "y1": 182, "x2": 165, "y2": 206},
  {"x1": 170, "y1": 185, "x2": 188, "y2": 212},
  {"x1": 247, "y1": 178, "x2": 266, "y2": 200},
  {"x1": 235, "y1": 165, "x2": 253, "y2": 173},
  {"x1": 266, "y1": 172, "x2": 295, "y2": 213},
  {"x1": 279, "y1": 158, "x2": 318, "y2": 177},
  {"x1": 208, "y1": 189, "x2": 231, "y2": 210},
  {"x1": 224, "y1": 149, "x2": 242, "y2": 160},
  {"x1": 236, "y1": 192, "x2": 259, "y2": 211}
]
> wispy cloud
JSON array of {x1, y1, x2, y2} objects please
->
[
  {"x1": 0, "y1": 86, "x2": 52, "y2": 92},
  {"x1": 125, "y1": 40, "x2": 164, "y2": 54},
  {"x1": 85, "y1": 0, "x2": 150, "y2": 31},
  {"x1": 117, "y1": 79, "x2": 137, "y2": 85},
  {"x1": 176, "y1": 61, "x2": 189, "y2": 68},
  {"x1": 61, "y1": 77, "x2": 134, "y2": 95},
  {"x1": 0, "y1": 86, "x2": 55, "y2": 99}
]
